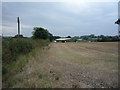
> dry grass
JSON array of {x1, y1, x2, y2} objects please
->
[{"x1": 5, "y1": 42, "x2": 118, "y2": 88}]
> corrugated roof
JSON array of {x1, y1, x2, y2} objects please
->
[{"x1": 56, "y1": 38, "x2": 71, "y2": 41}]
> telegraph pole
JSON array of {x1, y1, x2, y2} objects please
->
[{"x1": 17, "y1": 17, "x2": 20, "y2": 35}]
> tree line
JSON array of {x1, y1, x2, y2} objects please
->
[
  {"x1": 3, "y1": 27, "x2": 119, "y2": 42},
  {"x1": 72, "y1": 34, "x2": 119, "y2": 42}
]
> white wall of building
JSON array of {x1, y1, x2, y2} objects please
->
[{"x1": 118, "y1": 1, "x2": 120, "y2": 36}]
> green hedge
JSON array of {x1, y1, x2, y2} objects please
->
[{"x1": 2, "y1": 38, "x2": 49, "y2": 64}]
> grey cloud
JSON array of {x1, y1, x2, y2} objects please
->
[{"x1": 2, "y1": 2, "x2": 118, "y2": 37}]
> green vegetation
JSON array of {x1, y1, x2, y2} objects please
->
[
  {"x1": 53, "y1": 36, "x2": 61, "y2": 40},
  {"x1": 32, "y1": 27, "x2": 54, "y2": 41},
  {"x1": 2, "y1": 25, "x2": 119, "y2": 87},
  {"x1": 14, "y1": 35, "x2": 24, "y2": 38},
  {"x1": 53, "y1": 34, "x2": 119, "y2": 42},
  {"x1": 2, "y1": 38, "x2": 50, "y2": 87},
  {"x1": 2, "y1": 26, "x2": 53, "y2": 87},
  {"x1": 72, "y1": 34, "x2": 120, "y2": 42},
  {"x1": 2, "y1": 38, "x2": 49, "y2": 63}
]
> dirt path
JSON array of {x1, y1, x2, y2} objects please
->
[{"x1": 13, "y1": 42, "x2": 118, "y2": 88}]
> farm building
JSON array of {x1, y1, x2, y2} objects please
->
[
  {"x1": 55, "y1": 38, "x2": 71, "y2": 43},
  {"x1": 115, "y1": 19, "x2": 120, "y2": 24},
  {"x1": 115, "y1": 1, "x2": 120, "y2": 37},
  {"x1": 115, "y1": 19, "x2": 120, "y2": 37}
]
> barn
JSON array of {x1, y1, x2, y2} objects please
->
[{"x1": 55, "y1": 38, "x2": 71, "y2": 43}]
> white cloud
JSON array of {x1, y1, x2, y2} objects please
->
[
  {"x1": 2, "y1": 25, "x2": 17, "y2": 36},
  {"x1": 2, "y1": 2, "x2": 118, "y2": 36},
  {"x1": 21, "y1": 24, "x2": 33, "y2": 29},
  {"x1": 61, "y1": 2, "x2": 89, "y2": 15}
]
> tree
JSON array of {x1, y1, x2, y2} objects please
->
[
  {"x1": 48, "y1": 33, "x2": 54, "y2": 42},
  {"x1": 32, "y1": 27, "x2": 54, "y2": 42},
  {"x1": 89, "y1": 34, "x2": 95, "y2": 38},
  {"x1": 14, "y1": 34, "x2": 23, "y2": 38},
  {"x1": 32, "y1": 27, "x2": 49, "y2": 39},
  {"x1": 53, "y1": 36, "x2": 61, "y2": 40},
  {"x1": 66, "y1": 36, "x2": 71, "y2": 38}
]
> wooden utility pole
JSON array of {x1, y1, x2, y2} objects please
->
[{"x1": 17, "y1": 17, "x2": 20, "y2": 35}]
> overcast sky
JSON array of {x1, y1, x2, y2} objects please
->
[{"x1": 2, "y1": 1, "x2": 118, "y2": 37}]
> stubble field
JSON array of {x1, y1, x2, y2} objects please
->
[{"x1": 6, "y1": 42, "x2": 118, "y2": 88}]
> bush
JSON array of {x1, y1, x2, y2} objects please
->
[
  {"x1": 2, "y1": 38, "x2": 49, "y2": 64},
  {"x1": 14, "y1": 35, "x2": 23, "y2": 38},
  {"x1": 2, "y1": 38, "x2": 50, "y2": 84}
]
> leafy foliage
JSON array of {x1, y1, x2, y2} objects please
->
[
  {"x1": 48, "y1": 33, "x2": 54, "y2": 42},
  {"x1": 79, "y1": 34, "x2": 119, "y2": 42},
  {"x1": 53, "y1": 36, "x2": 61, "y2": 40},
  {"x1": 66, "y1": 36, "x2": 71, "y2": 38},
  {"x1": 14, "y1": 35, "x2": 23, "y2": 38},
  {"x1": 32, "y1": 27, "x2": 53, "y2": 41},
  {"x1": 2, "y1": 38, "x2": 50, "y2": 86},
  {"x1": 2, "y1": 38, "x2": 49, "y2": 64}
]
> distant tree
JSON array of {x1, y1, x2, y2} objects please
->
[
  {"x1": 32, "y1": 27, "x2": 53, "y2": 42},
  {"x1": 48, "y1": 33, "x2": 54, "y2": 42},
  {"x1": 89, "y1": 34, "x2": 95, "y2": 38},
  {"x1": 32, "y1": 27, "x2": 49, "y2": 39},
  {"x1": 73, "y1": 36, "x2": 80, "y2": 39},
  {"x1": 66, "y1": 36, "x2": 71, "y2": 38},
  {"x1": 97, "y1": 35, "x2": 119, "y2": 42},
  {"x1": 53, "y1": 36, "x2": 61, "y2": 40},
  {"x1": 14, "y1": 34, "x2": 23, "y2": 38},
  {"x1": 82, "y1": 36, "x2": 89, "y2": 40},
  {"x1": 99, "y1": 35, "x2": 105, "y2": 38}
]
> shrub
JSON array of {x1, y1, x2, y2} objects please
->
[
  {"x1": 2, "y1": 38, "x2": 49, "y2": 64},
  {"x1": 2, "y1": 38, "x2": 50, "y2": 85},
  {"x1": 14, "y1": 35, "x2": 23, "y2": 38}
]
